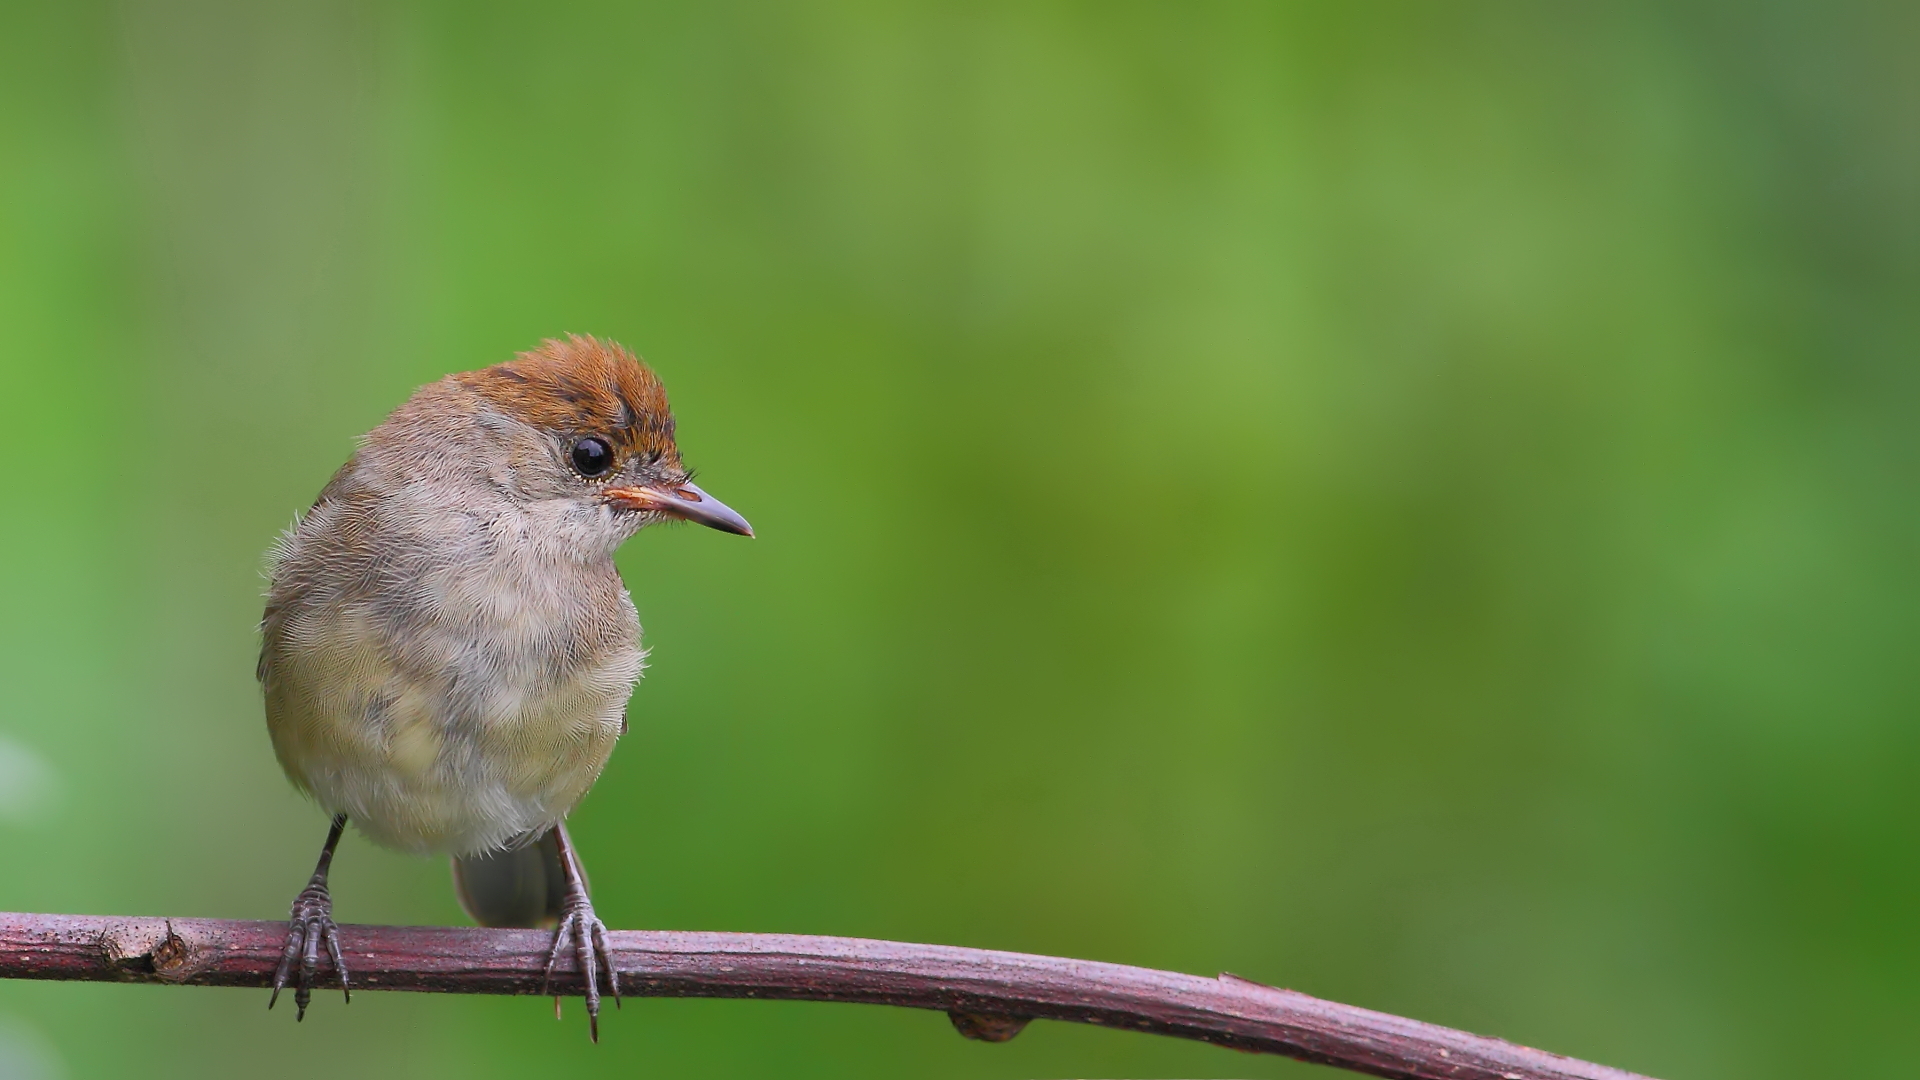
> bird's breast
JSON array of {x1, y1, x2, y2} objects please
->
[{"x1": 262, "y1": 503, "x2": 643, "y2": 855}]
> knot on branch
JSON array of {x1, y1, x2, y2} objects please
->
[
  {"x1": 98, "y1": 920, "x2": 219, "y2": 983},
  {"x1": 947, "y1": 1010, "x2": 1031, "y2": 1043}
]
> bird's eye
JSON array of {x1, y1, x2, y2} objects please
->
[{"x1": 570, "y1": 436, "x2": 615, "y2": 478}]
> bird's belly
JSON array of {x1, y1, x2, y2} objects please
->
[{"x1": 264, "y1": 600, "x2": 642, "y2": 857}]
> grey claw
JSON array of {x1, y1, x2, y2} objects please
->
[
  {"x1": 271, "y1": 881, "x2": 349, "y2": 1020},
  {"x1": 541, "y1": 901, "x2": 618, "y2": 1042}
]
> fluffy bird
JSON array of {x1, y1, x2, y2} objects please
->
[{"x1": 257, "y1": 336, "x2": 751, "y2": 1038}]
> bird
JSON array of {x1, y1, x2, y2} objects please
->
[{"x1": 256, "y1": 335, "x2": 752, "y2": 1040}]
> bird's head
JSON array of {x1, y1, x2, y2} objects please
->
[{"x1": 407, "y1": 334, "x2": 752, "y2": 551}]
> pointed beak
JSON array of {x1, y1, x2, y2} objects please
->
[{"x1": 602, "y1": 480, "x2": 754, "y2": 537}]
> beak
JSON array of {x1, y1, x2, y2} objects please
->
[{"x1": 603, "y1": 480, "x2": 754, "y2": 537}]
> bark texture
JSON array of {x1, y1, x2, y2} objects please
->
[{"x1": 0, "y1": 912, "x2": 1655, "y2": 1080}]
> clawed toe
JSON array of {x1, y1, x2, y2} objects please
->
[
  {"x1": 271, "y1": 883, "x2": 350, "y2": 1020},
  {"x1": 541, "y1": 900, "x2": 621, "y2": 1042},
  {"x1": 271, "y1": 814, "x2": 351, "y2": 1021}
]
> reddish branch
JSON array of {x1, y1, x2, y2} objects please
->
[{"x1": 1, "y1": 912, "x2": 1653, "y2": 1080}]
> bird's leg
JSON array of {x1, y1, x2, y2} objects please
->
[
  {"x1": 540, "y1": 822, "x2": 621, "y2": 1041},
  {"x1": 270, "y1": 813, "x2": 351, "y2": 1020}
]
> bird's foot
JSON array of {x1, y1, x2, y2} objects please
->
[
  {"x1": 541, "y1": 890, "x2": 621, "y2": 1042},
  {"x1": 270, "y1": 878, "x2": 350, "y2": 1020}
]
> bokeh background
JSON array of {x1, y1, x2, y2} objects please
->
[{"x1": 2, "y1": 3, "x2": 1916, "y2": 1078}]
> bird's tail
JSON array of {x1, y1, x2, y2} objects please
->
[{"x1": 451, "y1": 827, "x2": 572, "y2": 929}]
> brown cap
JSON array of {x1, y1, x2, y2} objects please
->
[{"x1": 453, "y1": 334, "x2": 680, "y2": 465}]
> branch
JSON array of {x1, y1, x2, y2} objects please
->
[{"x1": 1, "y1": 912, "x2": 1652, "y2": 1080}]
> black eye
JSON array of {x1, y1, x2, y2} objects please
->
[{"x1": 570, "y1": 436, "x2": 615, "y2": 477}]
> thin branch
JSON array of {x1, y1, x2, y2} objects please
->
[{"x1": 1, "y1": 912, "x2": 1653, "y2": 1080}]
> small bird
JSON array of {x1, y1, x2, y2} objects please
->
[{"x1": 257, "y1": 335, "x2": 751, "y2": 1039}]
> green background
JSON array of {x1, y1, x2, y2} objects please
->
[{"x1": 1, "y1": 3, "x2": 1915, "y2": 1078}]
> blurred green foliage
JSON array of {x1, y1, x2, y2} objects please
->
[{"x1": 2, "y1": 2, "x2": 1916, "y2": 1078}]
